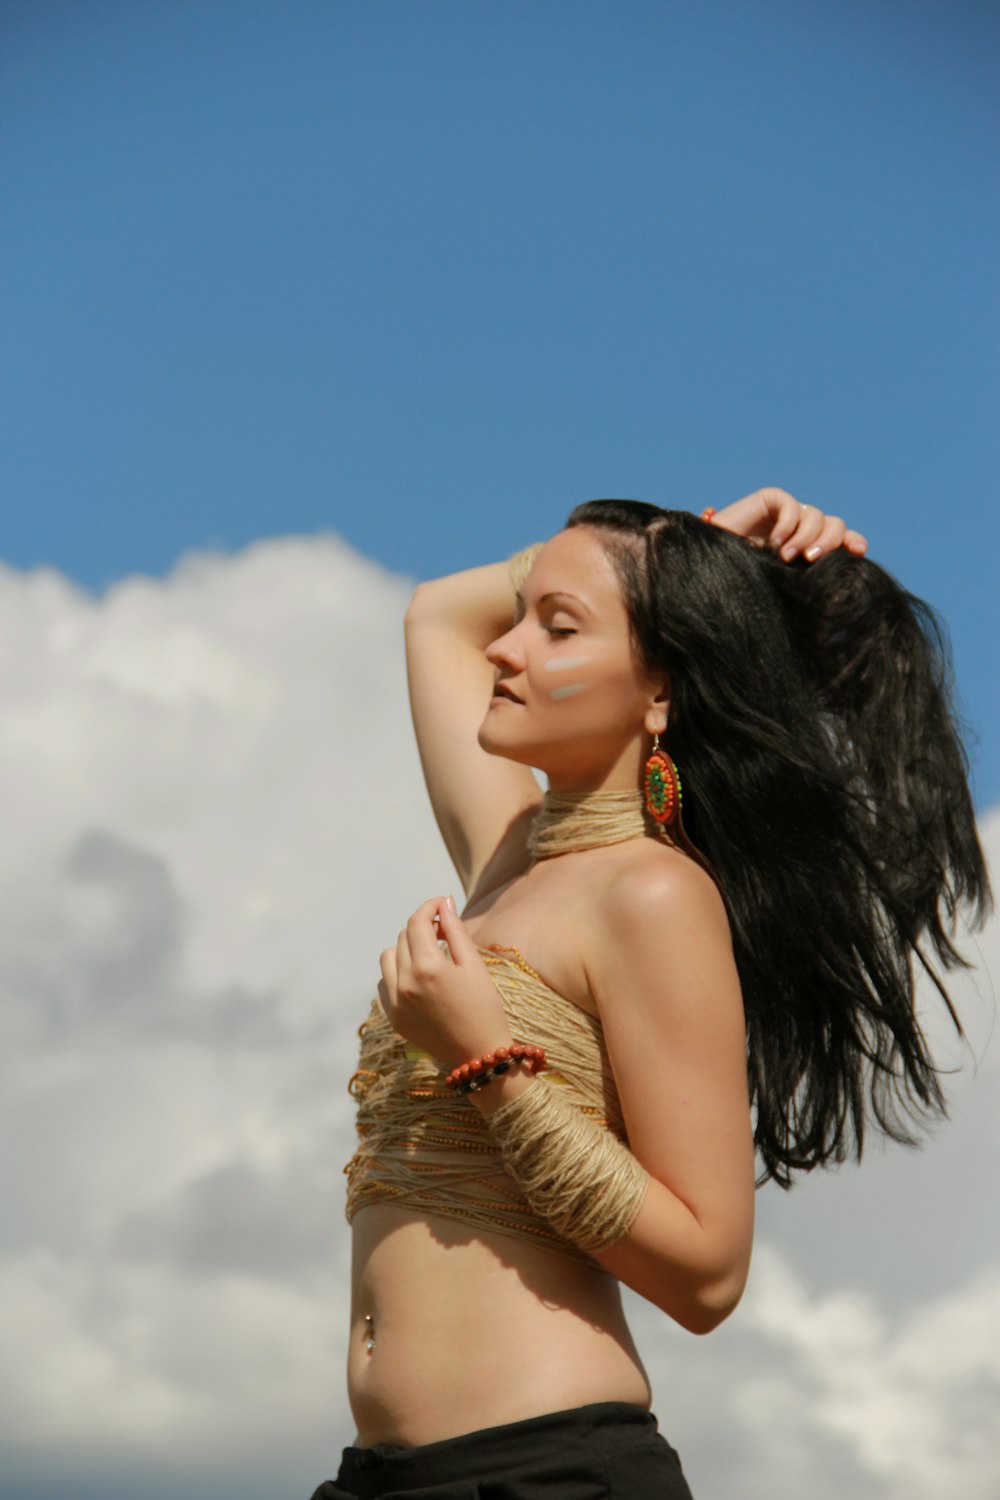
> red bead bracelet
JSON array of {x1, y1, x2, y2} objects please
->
[
  {"x1": 444, "y1": 1042, "x2": 547, "y2": 1096},
  {"x1": 700, "y1": 506, "x2": 717, "y2": 523}
]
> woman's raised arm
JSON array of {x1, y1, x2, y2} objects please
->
[{"x1": 404, "y1": 555, "x2": 545, "y2": 901}]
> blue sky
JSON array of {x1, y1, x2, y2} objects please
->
[{"x1": 2, "y1": 0, "x2": 997, "y2": 808}]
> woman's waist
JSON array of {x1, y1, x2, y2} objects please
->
[
  {"x1": 349, "y1": 1205, "x2": 650, "y2": 1444},
  {"x1": 349, "y1": 1364, "x2": 654, "y2": 1449},
  {"x1": 351, "y1": 1203, "x2": 629, "y2": 1328}
]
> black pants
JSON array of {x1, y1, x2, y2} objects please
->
[{"x1": 308, "y1": 1400, "x2": 694, "y2": 1499}]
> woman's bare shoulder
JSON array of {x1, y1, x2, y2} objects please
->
[
  {"x1": 605, "y1": 837, "x2": 729, "y2": 924},
  {"x1": 580, "y1": 838, "x2": 736, "y2": 1013}
]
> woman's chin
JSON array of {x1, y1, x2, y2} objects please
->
[
  {"x1": 477, "y1": 723, "x2": 534, "y2": 765},
  {"x1": 476, "y1": 722, "x2": 504, "y2": 755},
  {"x1": 478, "y1": 731, "x2": 514, "y2": 758}
]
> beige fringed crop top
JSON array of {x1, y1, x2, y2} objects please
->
[{"x1": 343, "y1": 943, "x2": 631, "y2": 1266}]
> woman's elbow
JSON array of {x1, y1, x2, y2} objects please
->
[
  {"x1": 404, "y1": 581, "x2": 435, "y2": 626},
  {"x1": 670, "y1": 1261, "x2": 750, "y2": 1336},
  {"x1": 683, "y1": 1283, "x2": 744, "y2": 1336}
]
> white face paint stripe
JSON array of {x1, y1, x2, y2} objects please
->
[
  {"x1": 543, "y1": 656, "x2": 591, "y2": 673},
  {"x1": 549, "y1": 683, "x2": 586, "y2": 700}
]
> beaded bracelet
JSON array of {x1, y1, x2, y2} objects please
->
[
  {"x1": 700, "y1": 506, "x2": 717, "y2": 523},
  {"x1": 445, "y1": 1043, "x2": 548, "y2": 1096}
]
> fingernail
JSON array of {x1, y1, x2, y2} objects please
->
[
  {"x1": 444, "y1": 896, "x2": 457, "y2": 914},
  {"x1": 782, "y1": 544, "x2": 799, "y2": 561},
  {"x1": 805, "y1": 544, "x2": 822, "y2": 561}
]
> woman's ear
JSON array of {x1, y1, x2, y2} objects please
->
[{"x1": 645, "y1": 674, "x2": 672, "y2": 737}]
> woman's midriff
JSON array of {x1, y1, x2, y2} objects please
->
[{"x1": 348, "y1": 1204, "x2": 653, "y2": 1446}]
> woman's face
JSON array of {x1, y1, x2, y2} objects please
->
[{"x1": 479, "y1": 525, "x2": 669, "y2": 788}]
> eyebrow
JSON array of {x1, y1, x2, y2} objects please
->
[
  {"x1": 515, "y1": 589, "x2": 594, "y2": 617},
  {"x1": 540, "y1": 591, "x2": 592, "y2": 611}
]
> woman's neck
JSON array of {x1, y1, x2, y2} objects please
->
[{"x1": 527, "y1": 786, "x2": 663, "y2": 860}]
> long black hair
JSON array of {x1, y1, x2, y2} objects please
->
[{"x1": 565, "y1": 500, "x2": 992, "y2": 1188}]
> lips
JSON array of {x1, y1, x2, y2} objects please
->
[{"x1": 493, "y1": 683, "x2": 523, "y2": 703}]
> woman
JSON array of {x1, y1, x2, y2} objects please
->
[{"x1": 311, "y1": 488, "x2": 990, "y2": 1498}]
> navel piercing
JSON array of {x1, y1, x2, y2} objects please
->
[{"x1": 364, "y1": 1313, "x2": 375, "y2": 1354}]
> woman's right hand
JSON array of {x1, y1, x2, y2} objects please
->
[
  {"x1": 711, "y1": 487, "x2": 868, "y2": 564},
  {"x1": 377, "y1": 896, "x2": 515, "y2": 1069}
]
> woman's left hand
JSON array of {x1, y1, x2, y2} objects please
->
[
  {"x1": 377, "y1": 897, "x2": 514, "y2": 1068},
  {"x1": 711, "y1": 486, "x2": 869, "y2": 563}
]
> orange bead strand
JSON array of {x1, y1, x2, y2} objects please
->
[{"x1": 445, "y1": 1043, "x2": 548, "y2": 1094}]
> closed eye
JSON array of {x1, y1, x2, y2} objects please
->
[{"x1": 547, "y1": 627, "x2": 577, "y2": 637}]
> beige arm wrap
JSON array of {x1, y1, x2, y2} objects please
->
[
  {"x1": 485, "y1": 1077, "x2": 651, "y2": 1256},
  {"x1": 507, "y1": 540, "x2": 547, "y2": 596}
]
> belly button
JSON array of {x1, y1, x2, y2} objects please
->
[{"x1": 364, "y1": 1313, "x2": 375, "y2": 1354}]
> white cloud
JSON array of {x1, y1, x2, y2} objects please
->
[
  {"x1": 0, "y1": 536, "x2": 996, "y2": 1499},
  {"x1": 740, "y1": 1248, "x2": 1000, "y2": 1499}
]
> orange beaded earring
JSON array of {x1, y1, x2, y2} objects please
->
[{"x1": 643, "y1": 733, "x2": 682, "y2": 830}]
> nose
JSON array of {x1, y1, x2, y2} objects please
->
[{"x1": 485, "y1": 619, "x2": 524, "y2": 670}]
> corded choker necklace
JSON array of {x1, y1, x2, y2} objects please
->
[{"x1": 527, "y1": 787, "x2": 660, "y2": 861}]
